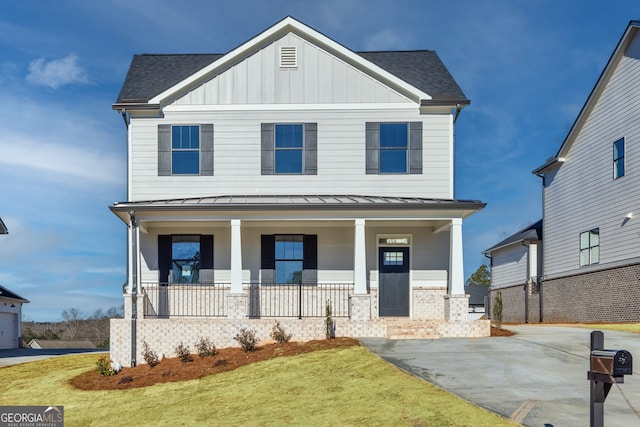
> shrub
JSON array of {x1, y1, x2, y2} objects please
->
[
  {"x1": 234, "y1": 328, "x2": 259, "y2": 353},
  {"x1": 493, "y1": 290, "x2": 503, "y2": 329},
  {"x1": 195, "y1": 337, "x2": 217, "y2": 358},
  {"x1": 325, "y1": 300, "x2": 335, "y2": 339},
  {"x1": 96, "y1": 356, "x2": 117, "y2": 376},
  {"x1": 270, "y1": 321, "x2": 292, "y2": 344},
  {"x1": 175, "y1": 342, "x2": 194, "y2": 362},
  {"x1": 142, "y1": 341, "x2": 160, "y2": 367}
]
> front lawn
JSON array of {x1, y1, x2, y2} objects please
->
[{"x1": 0, "y1": 345, "x2": 515, "y2": 426}]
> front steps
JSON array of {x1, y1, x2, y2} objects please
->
[{"x1": 384, "y1": 319, "x2": 440, "y2": 339}]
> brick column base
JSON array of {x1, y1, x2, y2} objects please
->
[
  {"x1": 444, "y1": 294, "x2": 469, "y2": 321},
  {"x1": 227, "y1": 293, "x2": 248, "y2": 319},
  {"x1": 350, "y1": 295, "x2": 372, "y2": 320}
]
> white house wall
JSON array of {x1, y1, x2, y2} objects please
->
[
  {"x1": 491, "y1": 245, "x2": 528, "y2": 289},
  {"x1": 544, "y1": 34, "x2": 640, "y2": 278},
  {"x1": 172, "y1": 33, "x2": 411, "y2": 106},
  {"x1": 129, "y1": 109, "x2": 452, "y2": 201}
]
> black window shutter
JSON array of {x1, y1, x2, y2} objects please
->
[
  {"x1": 158, "y1": 235, "x2": 172, "y2": 284},
  {"x1": 304, "y1": 123, "x2": 317, "y2": 175},
  {"x1": 261, "y1": 235, "x2": 275, "y2": 269},
  {"x1": 200, "y1": 235, "x2": 214, "y2": 269},
  {"x1": 261, "y1": 123, "x2": 275, "y2": 175},
  {"x1": 158, "y1": 125, "x2": 171, "y2": 176},
  {"x1": 303, "y1": 235, "x2": 317, "y2": 269},
  {"x1": 365, "y1": 122, "x2": 379, "y2": 174},
  {"x1": 409, "y1": 122, "x2": 423, "y2": 174},
  {"x1": 200, "y1": 124, "x2": 214, "y2": 176}
]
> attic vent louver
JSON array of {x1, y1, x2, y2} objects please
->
[{"x1": 280, "y1": 46, "x2": 297, "y2": 68}]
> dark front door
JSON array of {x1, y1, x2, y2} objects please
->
[{"x1": 379, "y1": 247, "x2": 410, "y2": 316}]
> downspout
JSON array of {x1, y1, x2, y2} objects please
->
[
  {"x1": 483, "y1": 253, "x2": 492, "y2": 319},
  {"x1": 130, "y1": 210, "x2": 137, "y2": 367},
  {"x1": 521, "y1": 241, "x2": 530, "y2": 324},
  {"x1": 534, "y1": 171, "x2": 545, "y2": 323}
]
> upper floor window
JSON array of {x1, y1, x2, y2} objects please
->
[
  {"x1": 261, "y1": 123, "x2": 317, "y2": 175},
  {"x1": 275, "y1": 124, "x2": 303, "y2": 174},
  {"x1": 366, "y1": 122, "x2": 422, "y2": 174},
  {"x1": 613, "y1": 138, "x2": 625, "y2": 179},
  {"x1": 172, "y1": 126, "x2": 200, "y2": 174},
  {"x1": 158, "y1": 124, "x2": 213, "y2": 176},
  {"x1": 579, "y1": 228, "x2": 599, "y2": 267}
]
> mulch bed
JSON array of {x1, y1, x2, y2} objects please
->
[
  {"x1": 491, "y1": 327, "x2": 515, "y2": 337},
  {"x1": 69, "y1": 337, "x2": 360, "y2": 391}
]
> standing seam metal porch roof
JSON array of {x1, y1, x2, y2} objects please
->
[{"x1": 111, "y1": 194, "x2": 485, "y2": 211}]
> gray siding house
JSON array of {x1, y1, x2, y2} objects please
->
[
  {"x1": 532, "y1": 20, "x2": 640, "y2": 322},
  {"x1": 109, "y1": 17, "x2": 487, "y2": 366}
]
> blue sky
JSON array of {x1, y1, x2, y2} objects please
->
[{"x1": 1, "y1": 1, "x2": 637, "y2": 321}]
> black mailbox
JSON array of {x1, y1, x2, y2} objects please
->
[{"x1": 590, "y1": 349, "x2": 632, "y2": 376}]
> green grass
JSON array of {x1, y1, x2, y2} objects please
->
[
  {"x1": 578, "y1": 323, "x2": 640, "y2": 333},
  {"x1": 0, "y1": 347, "x2": 516, "y2": 426}
]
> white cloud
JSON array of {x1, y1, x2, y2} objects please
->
[
  {"x1": 363, "y1": 29, "x2": 412, "y2": 51},
  {"x1": 26, "y1": 54, "x2": 89, "y2": 89}
]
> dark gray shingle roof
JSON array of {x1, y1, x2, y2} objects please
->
[
  {"x1": 0, "y1": 217, "x2": 7, "y2": 234},
  {"x1": 483, "y1": 219, "x2": 543, "y2": 254},
  {"x1": 0, "y1": 284, "x2": 28, "y2": 302},
  {"x1": 115, "y1": 50, "x2": 467, "y2": 105}
]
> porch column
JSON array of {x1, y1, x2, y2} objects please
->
[
  {"x1": 230, "y1": 219, "x2": 243, "y2": 293},
  {"x1": 449, "y1": 218, "x2": 464, "y2": 295},
  {"x1": 354, "y1": 219, "x2": 367, "y2": 294}
]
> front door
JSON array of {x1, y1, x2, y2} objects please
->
[{"x1": 379, "y1": 247, "x2": 410, "y2": 316}]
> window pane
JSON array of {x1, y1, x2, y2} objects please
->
[
  {"x1": 580, "y1": 249, "x2": 590, "y2": 267},
  {"x1": 276, "y1": 261, "x2": 303, "y2": 284},
  {"x1": 172, "y1": 236, "x2": 200, "y2": 284},
  {"x1": 380, "y1": 123, "x2": 408, "y2": 148},
  {"x1": 384, "y1": 252, "x2": 404, "y2": 265},
  {"x1": 380, "y1": 150, "x2": 407, "y2": 173},
  {"x1": 615, "y1": 159, "x2": 624, "y2": 178},
  {"x1": 275, "y1": 236, "x2": 303, "y2": 260},
  {"x1": 614, "y1": 139, "x2": 624, "y2": 159},
  {"x1": 590, "y1": 229, "x2": 599, "y2": 246},
  {"x1": 275, "y1": 149, "x2": 303, "y2": 173},
  {"x1": 580, "y1": 232, "x2": 589, "y2": 250},
  {"x1": 275, "y1": 124, "x2": 303, "y2": 148},
  {"x1": 172, "y1": 126, "x2": 182, "y2": 149},
  {"x1": 172, "y1": 151, "x2": 199, "y2": 174},
  {"x1": 591, "y1": 246, "x2": 600, "y2": 264}
]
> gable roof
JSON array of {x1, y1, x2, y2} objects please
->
[
  {"x1": 0, "y1": 284, "x2": 29, "y2": 303},
  {"x1": 483, "y1": 219, "x2": 542, "y2": 254},
  {"x1": 114, "y1": 17, "x2": 468, "y2": 108},
  {"x1": 0, "y1": 217, "x2": 7, "y2": 234},
  {"x1": 533, "y1": 20, "x2": 640, "y2": 175}
]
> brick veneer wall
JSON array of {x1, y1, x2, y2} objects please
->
[
  {"x1": 542, "y1": 263, "x2": 640, "y2": 323},
  {"x1": 490, "y1": 283, "x2": 542, "y2": 324}
]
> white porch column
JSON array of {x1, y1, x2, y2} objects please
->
[
  {"x1": 230, "y1": 219, "x2": 243, "y2": 293},
  {"x1": 354, "y1": 219, "x2": 367, "y2": 294},
  {"x1": 449, "y1": 218, "x2": 464, "y2": 295},
  {"x1": 128, "y1": 212, "x2": 141, "y2": 294}
]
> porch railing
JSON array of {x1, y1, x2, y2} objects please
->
[
  {"x1": 249, "y1": 283, "x2": 353, "y2": 318},
  {"x1": 141, "y1": 282, "x2": 354, "y2": 319},
  {"x1": 142, "y1": 282, "x2": 230, "y2": 318}
]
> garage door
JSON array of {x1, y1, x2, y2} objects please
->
[{"x1": 0, "y1": 312, "x2": 17, "y2": 349}]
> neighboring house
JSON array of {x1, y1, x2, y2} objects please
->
[
  {"x1": 483, "y1": 220, "x2": 542, "y2": 323},
  {"x1": 464, "y1": 285, "x2": 489, "y2": 320},
  {"x1": 531, "y1": 20, "x2": 640, "y2": 323},
  {"x1": 0, "y1": 284, "x2": 29, "y2": 349},
  {"x1": 109, "y1": 17, "x2": 487, "y2": 366}
]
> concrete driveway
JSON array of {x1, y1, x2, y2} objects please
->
[
  {"x1": 361, "y1": 325, "x2": 640, "y2": 427},
  {"x1": 0, "y1": 348, "x2": 106, "y2": 366}
]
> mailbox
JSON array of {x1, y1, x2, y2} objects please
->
[{"x1": 590, "y1": 349, "x2": 632, "y2": 376}]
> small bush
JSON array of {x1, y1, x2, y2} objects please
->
[
  {"x1": 175, "y1": 342, "x2": 194, "y2": 362},
  {"x1": 234, "y1": 328, "x2": 259, "y2": 353},
  {"x1": 142, "y1": 341, "x2": 160, "y2": 367},
  {"x1": 195, "y1": 337, "x2": 217, "y2": 358},
  {"x1": 96, "y1": 356, "x2": 117, "y2": 376},
  {"x1": 270, "y1": 321, "x2": 292, "y2": 344},
  {"x1": 325, "y1": 300, "x2": 335, "y2": 339}
]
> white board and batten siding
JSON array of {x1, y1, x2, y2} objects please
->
[{"x1": 544, "y1": 33, "x2": 640, "y2": 278}]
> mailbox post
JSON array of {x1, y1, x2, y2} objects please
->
[{"x1": 588, "y1": 331, "x2": 632, "y2": 427}]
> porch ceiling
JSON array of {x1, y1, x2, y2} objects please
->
[{"x1": 110, "y1": 194, "x2": 485, "y2": 224}]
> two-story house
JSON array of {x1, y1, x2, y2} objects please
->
[
  {"x1": 109, "y1": 17, "x2": 487, "y2": 366},
  {"x1": 532, "y1": 20, "x2": 640, "y2": 323}
]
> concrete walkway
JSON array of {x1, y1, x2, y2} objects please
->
[
  {"x1": 361, "y1": 325, "x2": 640, "y2": 427},
  {"x1": 0, "y1": 348, "x2": 106, "y2": 366}
]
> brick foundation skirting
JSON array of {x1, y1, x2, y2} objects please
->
[
  {"x1": 542, "y1": 263, "x2": 640, "y2": 323},
  {"x1": 490, "y1": 284, "x2": 541, "y2": 324}
]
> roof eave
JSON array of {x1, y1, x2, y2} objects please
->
[
  {"x1": 112, "y1": 102, "x2": 161, "y2": 111},
  {"x1": 421, "y1": 99, "x2": 470, "y2": 107},
  {"x1": 533, "y1": 157, "x2": 565, "y2": 176}
]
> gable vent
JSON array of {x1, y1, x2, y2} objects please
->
[{"x1": 280, "y1": 46, "x2": 297, "y2": 68}]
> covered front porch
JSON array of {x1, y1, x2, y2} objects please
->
[{"x1": 109, "y1": 195, "x2": 488, "y2": 366}]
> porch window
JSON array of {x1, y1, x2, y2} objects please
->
[
  {"x1": 261, "y1": 234, "x2": 317, "y2": 284},
  {"x1": 172, "y1": 235, "x2": 200, "y2": 283}
]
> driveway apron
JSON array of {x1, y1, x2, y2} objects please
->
[{"x1": 360, "y1": 325, "x2": 640, "y2": 427}]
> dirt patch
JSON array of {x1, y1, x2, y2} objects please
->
[
  {"x1": 491, "y1": 327, "x2": 515, "y2": 337},
  {"x1": 69, "y1": 337, "x2": 359, "y2": 391}
]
